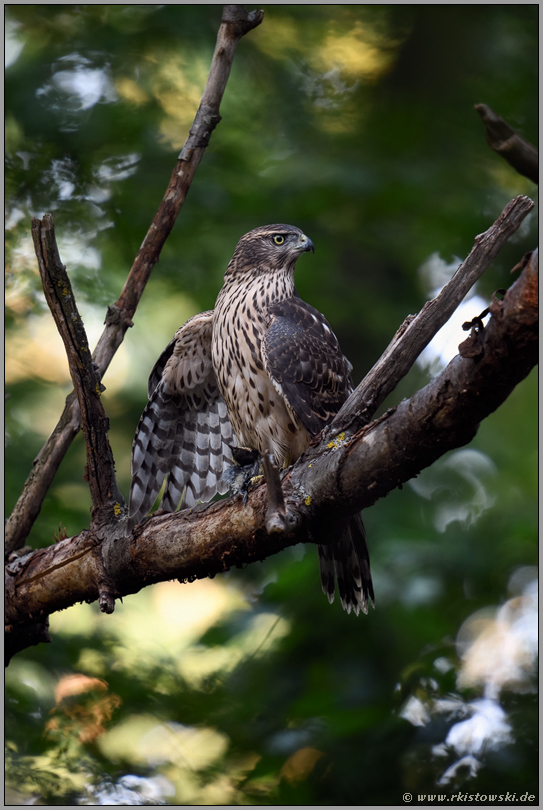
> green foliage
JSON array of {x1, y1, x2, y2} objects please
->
[{"x1": 5, "y1": 5, "x2": 538, "y2": 805}]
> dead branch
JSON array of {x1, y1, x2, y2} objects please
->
[
  {"x1": 5, "y1": 4, "x2": 264, "y2": 558},
  {"x1": 331, "y1": 194, "x2": 534, "y2": 434},
  {"x1": 305, "y1": 249, "x2": 538, "y2": 512},
  {"x1": 31, "y1": 215, "x2": 124, "y2": 526},
  {"x1": 5, "y1": 250, "x2": 537, "y2": 663},
  {"x1": 30, "y1": 215, "x2": 127, "y2": 615},
  {"x1": 475, "y1": 103, "x2": 538, "y2": 184},
  {"x1": 5, "y1": 394, "x2": 81, "y2": 559}
]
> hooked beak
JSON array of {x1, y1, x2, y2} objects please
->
[{"x1": 298, "y1": 233, "x2": 315, "y2": 253}]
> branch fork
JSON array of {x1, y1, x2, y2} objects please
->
[
  {"x1": 5, "y1": 3, "x2": 264, "y2": 558},
  {"x1": 4, "y1": 32, "x2": 538, "y2": 669}
]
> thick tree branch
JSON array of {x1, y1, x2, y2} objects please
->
[
  {"x1": 5, "y1": 5, "x2": 263, "y2": 557},
  {"x1": 5, "y1": 251, "x2": 537, "y2": 660},
  {"x1": 475, "y1": 103, "x2": 538, "y2": 184},
  {"x1": 331, "y1": 195, "x2": 534, "y2": 434},
  {"x1": 304, "y1": 249, "x2": 538, "y2": 515}
]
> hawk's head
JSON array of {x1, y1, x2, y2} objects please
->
[{"x1": 227, "y1": 224, "x2": 314, "y2": 278}]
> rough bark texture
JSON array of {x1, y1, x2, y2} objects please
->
[
  {"x1": 332, "y1": 194, "x2": 534, "y2": 434},
  {"x1": 4, "y1": 4, "x2": 264, "y2": 557},
  {"x1": 5, "y1": 250, "x2": 537, "y2": 663},
  {"x1": 31, "y1": 215, "x2": 124, "y2": 526}
]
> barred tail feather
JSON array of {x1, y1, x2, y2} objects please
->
[{"x1": 318, "y1": 513, "x2": 374, "y2": 616}]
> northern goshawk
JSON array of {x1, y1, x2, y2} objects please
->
[{"x1": 129, "y1": 224, "x2": 374, "y2": 615}]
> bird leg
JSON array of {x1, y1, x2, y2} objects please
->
[
  {"x1": 262, "y1": 453, "x2": 288, "y2": 534},
  {"x1": 224, "y1": 448, "x2": 291, "y2": 533}
]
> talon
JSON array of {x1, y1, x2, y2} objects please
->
[{"x1": 222, "y1": 447, "x2": 262, "y2": 504}]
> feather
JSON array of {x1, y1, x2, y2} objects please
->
[
  {"x1": 128, "y1": 225, "x2": 374, "y2": 617},
  {"x1": 318, "y1": 514, "x2": 374, "y2": 616},
  {"x1": 262, "y1": 296, "x2": 353, "y2": 436},
  {"x1": 128, "y1": 311, "x2": 236, "y2": 530}
]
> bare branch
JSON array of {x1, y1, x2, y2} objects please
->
[
  {"x1": 31, "y1": 214, "x2": 124, "y2": 526},
  {"x1": 5, "y1": 393, "x2": 81, "y2": 559},
  {"x1": 5, "y1": 5, "x2": 263, "y2": 556},
  {"x1": 475, "y1": 103, "x2": 538, "y2": 184},
  {"x1": 307, "y1": 249, "x2": 538, "y2": 513},
  {"x1": 5, "y1": 251, "x2": 537, "y2": 654},
  {"x1": 331, "y1": 194, "x2": 534, "y2": 434},
  {"x1": 104, "y1": 4, "x2": 264, "y2": 332}
]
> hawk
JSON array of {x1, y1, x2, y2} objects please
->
[{"x1": 129, "y1": 225, "x2": 374, "y2": 615}]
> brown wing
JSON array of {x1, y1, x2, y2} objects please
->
[
  {"x1": 262, "y1": 295, "x2": 353, "y2": 437},
  {"x1": 128, "y1": 311, "x2": 236, "y2": 530}
]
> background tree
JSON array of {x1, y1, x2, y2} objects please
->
[{"x1": 5, "y1": 5, "x2": 538, "y2": 805}]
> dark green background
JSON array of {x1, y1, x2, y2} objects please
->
[{"x1": 5, "y1": 5, "x2": 538, "y2": 805}]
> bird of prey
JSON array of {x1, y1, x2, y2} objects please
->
[{"x1": 129, "y1": 224, "x2": 374, "y2": 615}]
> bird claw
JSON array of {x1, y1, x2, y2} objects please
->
[
  {"x1": 223, "y1": 447, "x2": 262, "y2": 503},
  {"x1": 226, "y1": 450, "x2": 297, "y2": 535}
]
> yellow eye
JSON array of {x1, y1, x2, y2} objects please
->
[{"x1": 273, "y1": 234, "x2": 285, "y2": 245}]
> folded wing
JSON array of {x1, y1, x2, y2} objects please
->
[{"x1": 262, "y1": 295, "x2": 353, "y2": 436}]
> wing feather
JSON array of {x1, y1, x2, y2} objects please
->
[
  {"x1": 263, "y1": 296, "x2": 374, "y2": 612},
  {"x1": 263, "y1": 296, "x2": 353, "y2": 437},
  {"x1": 128, "y1": 311, "x2": 236, "y2": 530}
]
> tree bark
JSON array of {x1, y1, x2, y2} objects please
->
[
  {"x1": 31, "y1": 215, "x2": 124, "y2": 526},
  {"x1": 331, "y1": 194, "x2": 534, "y2": 434},
  {"x1": 4, "y1": 4, "x2": 264, "y2": 558},
  {"x1": 5, "y1": 249, "x2": 537, "y2": 664}
]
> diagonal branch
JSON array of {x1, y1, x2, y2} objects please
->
[
  {"x1": 304, "y1": 249, "x2": 538, "y2": 515},
  {"x1": 5, "y1": 5, "x2": 264, "y2": 557},
  {"x1": 5, "y1": 394, "x2": 81, "y2": 560},
  {"x1": 98, "y1": 4, "x2": 264, "y2": 338},
  {"x1": 331, "y1": 194, "x2": 534, "y2": 435},
  {"x1": 32, "y1": 214, "x2": 124, "y2": 526},
  {"x1": 5, "y1": 250, "x2": 537, "y2": 657}
]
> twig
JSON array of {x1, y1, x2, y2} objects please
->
[
  {"x1": 330, "y1": 195, "x2": 534, "y2": 435},
  {"x1": 5, "y1": 5, "x2": 263, "y2": 557},
  {"x1": 99, "y1": 4, "x2": 264, "y2": 336},
  {"x1": 475, "y1": 103, "x2": 538, "y2": 185},
  {"x1": 31, "y1": 215, "x2": 124, "y2": 526},
  {"x1": 5, "y1": 251, "x2": 537, "y2": 656}
]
